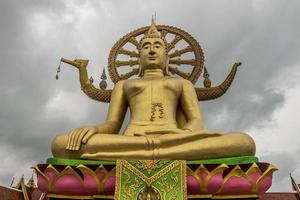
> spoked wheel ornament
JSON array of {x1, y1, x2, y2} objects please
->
[{"x1": 108, "y1": 25, "x2": 204, "y2": 84}]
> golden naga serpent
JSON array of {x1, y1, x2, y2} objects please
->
[{"x1": 58, "y1": 25, "x2": 241, "y2": 103}]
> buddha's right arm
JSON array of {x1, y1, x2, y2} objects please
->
[
  {"x1": 102, "y1": 80, "x2": 127, "y2": 131},
  {"x1": 66, "y1": 80, "x2": 128, "y2": 150}
]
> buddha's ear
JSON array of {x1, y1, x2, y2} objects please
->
[
  {"x1": 138, "y1": 58, "x2": 144, "y2": 77},
  {"x1": 164, "y1": 57, "x2": 170, "y2": 75}
]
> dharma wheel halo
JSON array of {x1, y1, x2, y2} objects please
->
[{"x1": 108, "y1": 25, "x2": 204, "y2": 84}]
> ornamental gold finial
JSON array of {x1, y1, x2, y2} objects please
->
[
  {"x1": 139, "y1": 17, "x2": 167, "y2": 49},
  {"x1": 26, "y1": 172, "x2": 36, "y2": 188},
  {"x1": 147, "y1": 16, "x2": 161, "y2": 38}
]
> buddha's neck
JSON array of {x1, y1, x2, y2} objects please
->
[{"x1": 143, "y1": 69, "x2": 164, "y2": 78}]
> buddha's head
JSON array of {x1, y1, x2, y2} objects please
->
[{"x1": 138, "y1": 19, "x2": 169, "y2": 76}]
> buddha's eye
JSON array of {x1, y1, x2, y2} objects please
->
[
  {"x1": 142, "y1": 44, "x2": 150, "y2": 49},
  {"x1": 155, "y1": 45, "x2": 161, "y2": 49}
]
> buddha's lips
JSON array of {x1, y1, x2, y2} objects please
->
[{"x1": 148, "y1": 56, "x2": 157, "y2": 60}]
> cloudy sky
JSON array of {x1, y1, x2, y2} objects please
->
[{"x1": 0, "y1": 0, "x2": 299, "y2": 192}]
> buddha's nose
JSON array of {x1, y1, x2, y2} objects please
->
[{"x1": 149, "y1": 50, "x2": 155, "y2": 55}]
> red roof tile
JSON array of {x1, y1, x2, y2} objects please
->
[
  {"x1": 0, "y1": 185, "x2": 23, "y2": 200},
  {"x1": 259, "y1": 193, "x2": 299, "y2": 200}
]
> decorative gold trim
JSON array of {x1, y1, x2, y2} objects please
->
[
  {"x1": 156, "y1": 169, "x2": 180, "y2": 199},
  {"x1": 130, "y1": 160, "x2": 168, "y2": 175},
  {"x1": 182, "y1": 160, "x2": 187, "y2": 200},
  {"x1": 187, "y1": 194, "x2": 258, "y2": 199},
  {"x1": 47, "y1": 194, "x2": 93, "y2": 199},
  {"x1": 93, "y1": 194, "x2": 115, "y2": 199},
  {"x1": 212, "y1": 194, "x2": 258, "y2": 199},
  {"x1": 187, "y1": 194, "x2": 212, "y2": 199},
  {"x1": 114, "y1": 160, "x2": 122, "y2": 200},
  {"x1": 122, "y1": 160, "x2": 181, "y2": 185}
]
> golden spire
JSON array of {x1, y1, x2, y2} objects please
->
[
  {"x1": 26, "y1": 173, "x2": 36, "y2": 188},
  {"x1": 145, "y1": 16, "x2": 161, "y2": 38},
  {"x1": 139, "y1": 17, "x2": 167, "y2": 49},
  {"x1": 14, "y1": 174, "x2": 24, "y2": 189}
]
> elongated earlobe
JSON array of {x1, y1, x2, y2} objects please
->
[
  {"x1": 138, "y1": 59, "x2": 144, "y2": 77},
  {"x1": 164, "y1": 57, "x2": 170, "y2": 75}
]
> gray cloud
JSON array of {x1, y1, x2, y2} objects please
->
[
  {"x1": 0, "y1": 0, "x2": 299, "y2": 192},
  {"x1": 259, "y1": 150, "x2": 300, "y2": 191}
]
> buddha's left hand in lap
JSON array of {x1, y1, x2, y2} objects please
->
[{"x1": 66, "y1": 126, "x2": 98, "y2": 151}]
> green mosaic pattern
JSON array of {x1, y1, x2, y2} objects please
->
[{"x1": 115, "y1": 160, "x2": 186, "y2": 200}]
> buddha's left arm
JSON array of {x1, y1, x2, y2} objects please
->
[{"x1": 180, "y1": 80, "x2": 204, "y2": 131}]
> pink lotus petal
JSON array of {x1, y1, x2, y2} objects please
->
[
  {"x1": 82, "y1": 173, "x2": 98, "y2": 195},
  {"x1": 198, "y1": 172, "x2": 207, "y2": 181},
  {"x1": 104, "y1": 176, "x2": 115, "y2": 194},
  {"x1": 207, "y1": 173, "x2": 223, "y2": 194},
  {"x1": 249, "y1": 172, "x2": 262, "y2": 182},
  {"x1": 187, "y1": 175, "x2": 200, "y2": 194},
  {"x1": 37, "y1": 175, "x2": 49, "y2": 193},
  {"x1": 258, "y1": 176, "x2": 273, "y2": 193},
  {"x1": 220, "y1": 176, "x2": 252, "y2": 195},
  {"x1": 55, "y1": 175, "x2": 85, "y2": 195}
]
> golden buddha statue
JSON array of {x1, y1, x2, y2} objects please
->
[{"x1": 51, "y1": 20, "x2": 255, "y2": 161}]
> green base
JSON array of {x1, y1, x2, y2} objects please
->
[{"x1": 46, "y1": 156, "x2": 258, "y2": 166}]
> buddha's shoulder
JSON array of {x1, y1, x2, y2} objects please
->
[
  {"x1": 180, "y1": 78, "x2": 194, "y2": 85},
  {"x1": 121, "y1": 79, "x2": 144, "y2": 90},
  {"x1": 122, "y1": 78, "x2": 141, "y2": 87},
  {"x1": 112, "y1": 80, "x2": 127, "y2": 91},
  {"x1": 166, "y1": 77, "x2": 194, "y2": 86}
]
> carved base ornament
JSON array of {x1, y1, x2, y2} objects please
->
[{"x1": 34, "y1": 157, "x2": 277, "y2": 199}]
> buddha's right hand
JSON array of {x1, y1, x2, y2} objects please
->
[{"x1": 66, "y1": 126, "x2": 97, "y2": 151}]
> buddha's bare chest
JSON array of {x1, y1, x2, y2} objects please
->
[
  {"x1": 123, "y1": 78, "x2": 182, "y2": 101},
  {"x1": 124, "y1": 78, "x2": 182, "y2": 122}
]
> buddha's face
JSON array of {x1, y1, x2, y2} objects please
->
[{"x1": 139, "y1": 37, "x2": 168, "y2": 70}]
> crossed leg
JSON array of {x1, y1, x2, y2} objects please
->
[{"x1": 52, "y1": 131, "x2": 255, "y2": 160}]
